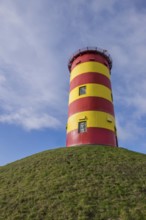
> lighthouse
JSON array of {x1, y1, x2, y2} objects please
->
[{"x1": 66, "y1": 47, "x2": 118, "y2": 147}]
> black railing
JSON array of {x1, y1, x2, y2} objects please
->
[{"x1": 68, "y1": 47, "x2": 112, "y2": 70}]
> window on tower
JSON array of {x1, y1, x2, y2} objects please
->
[
  {"x1": 79, "y1": 86, "x2": 86, "y2": 96},
  {"x1": 78, "y1": 121, "x2": 87, "y2": 133}
]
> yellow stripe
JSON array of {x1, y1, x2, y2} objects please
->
[
  {"x1": 67, "y1": 111, "x2": 115, "y2": 133},
  {"x1": 69, "y1": 83, "x2": 112, "y2": 104},
  {"x1": 70, "y1": 61, "x2": 110, "y2": 81}
]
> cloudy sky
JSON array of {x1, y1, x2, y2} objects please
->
[{"x1": 0, "y1": 0, "x2": 146, "y2": 165}]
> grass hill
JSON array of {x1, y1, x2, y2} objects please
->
[{"x1": 0, "y1": 145, "x2": 146, "y2": 220}]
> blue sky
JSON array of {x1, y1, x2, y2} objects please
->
[{"x1": 0, "y1": 0, "x2": 146, "y2": 165}]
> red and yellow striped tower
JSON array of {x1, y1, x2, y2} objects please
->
[{"x1": 66, "y1": 47, "x2": 118, "y2": 147}]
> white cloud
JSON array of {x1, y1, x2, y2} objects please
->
[
  {"x1": 0, "y1": 0, "x2": 69, "y2": 130},
  {"x1": 116, "y1": 115, "x2": 144, "y2": 142},
  {"x1": 0, "y1": 108, "x2": 60, "y2": 130}
]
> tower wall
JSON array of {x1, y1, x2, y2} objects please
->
[{"x1": 66, "y1": 47, "x2": 118, "y2": 147}]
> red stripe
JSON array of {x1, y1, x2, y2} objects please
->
[
  {"x1": 70, "y1": 72, "x2": 111, "y2": 91},
  {"x1": 68, "y1": 97, "x2": 115, "y2": 117},
  {"x1": 66, "y1": 127, "x2": 118, "y2": 147},
  {"x1": 71, "y1": 53, "x2": 110, "y2": 71}
]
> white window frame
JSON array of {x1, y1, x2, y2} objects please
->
[
  {"x1": 79, "y1": 86, "x2": 86, "y2": 96},
  {"x1": 78, "y1": 121, "x2": 87, "y2": 133}
]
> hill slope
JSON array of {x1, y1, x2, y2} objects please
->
[{"x1": 0, "y1": 146, "x2": 146, "y2": 220}]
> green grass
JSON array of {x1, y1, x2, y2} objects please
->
[{"x1": 0, "y1": 145, "x2": 146, "y2": 220}]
